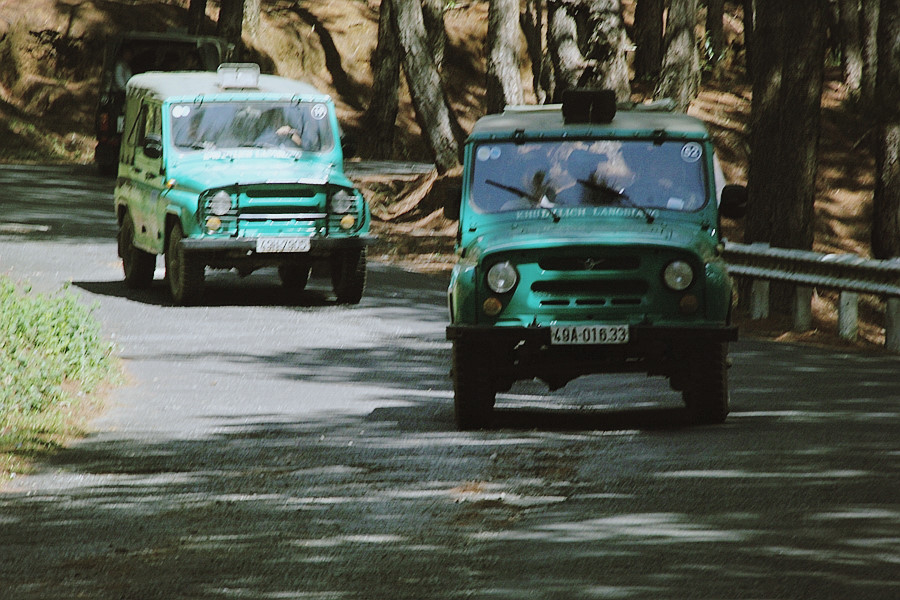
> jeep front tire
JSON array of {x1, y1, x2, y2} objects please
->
[
  {"x1": 331, "y1": 247, "x2": 366, "y2": 305},
  {"x1": 118, "y1": 212, "x2": 155, "y2": 289},
  {"x1": 165, "y1": 222, "x2": 205, "y2": 305},
  {"x1": 681, "y1": 341, "x2": 729, "y2": 424},
  {"x1": 451, "y1": 339, "x2": 496, "y2": 430}
]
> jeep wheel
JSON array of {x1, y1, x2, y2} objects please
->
[
  {"x1": 452, "y1": 339, "x2": 496, "y2": 430},
  {"x1": 278, "y1": 261, "x2": 311, "y2": 296},
  {"x1": 681, "y1": 341, "x2": 729, "y2": 425},
  {"x1": 331, "y1": 247, "x2": 366, "y2": 305},
  {"x1": 118, "y1": 213, "x2": 155, "y2": 289},
  {"x1": 165, "y1": 222, "x2": 205, "y2": 305}
]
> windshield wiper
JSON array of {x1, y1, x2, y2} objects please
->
[
  {"x1": 577, "y1": 178, "x2": 655, "y2": 224},
  {"x1": 485, "y1": 179, "x2": 560, "y2": 223}
]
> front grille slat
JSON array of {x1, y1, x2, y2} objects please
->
[
  {"x1": 539, "y1": 256, "x2": 640, "y2": 271},
  {"x1": 531, "y1": 280, "x2": 648, "y2": 295}
]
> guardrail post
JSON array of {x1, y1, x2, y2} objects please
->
[
  {"x1": 886, "y1": 297, "x2": 900, "y2": 353},
  {"x1": 793, "y1": 286, "x2": 813, "y2": 331},
  {"x1": 750, "y1": 280, "x2": 769, "y2": 320},
  {"x1": 838, "y1": 291, "x2": 859, "y2": 341}
]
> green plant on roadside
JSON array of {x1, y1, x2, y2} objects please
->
[{"x1": 1, "y1": 276, "x2": 117, "y2": 480}]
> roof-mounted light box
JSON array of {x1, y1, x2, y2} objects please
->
[
  {"x1": 217, "y1": 63, "x2": 260, "y2": 89},
  {"x1": 561, "y1": 89, "x2": 617, "y2": 124}
]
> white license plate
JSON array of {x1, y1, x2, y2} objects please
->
[
  {"x1": 550, "y1": 324, "x2": 629, "y2": 345},
  {"x1": 256, "y1": 237, "x2": 311, "y2": 253}
]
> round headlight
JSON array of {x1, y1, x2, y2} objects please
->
[
  {"x1": 330, "y1": 189, "x2": 355, "y2": 214},
  {"x1": 663, "y1": 260, "x2": 694, "y2": 291},
  {"x1": 486, "y1": 261, "x2": 518, "y2": 294},
  {"x1": 208, "y1": 190, "x2": 232, "y2": 216}
]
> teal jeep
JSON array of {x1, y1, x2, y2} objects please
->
[
  {"x1": 444, "y1": 90, "x2": 747, "y2": 429},
  {"x1": 114, "y1": 64, "x2": 372, "y2": 305}
]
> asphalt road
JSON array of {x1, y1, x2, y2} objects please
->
[{"x1": 0, "y1": 164, "x2": 898, "y2": 599}]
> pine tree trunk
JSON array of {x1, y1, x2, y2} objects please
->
[
  {"x1": 547, "y1": 0, "x2": 631, "y2": 102},
  {"x1": 633, "y1": 0, "x2": 664, "y2": 79},
  {"x1": 521, "y1": 0, "x2": 553, "y2": 103},
  {"x1": 188, "y1": 0, "x2": 207, "y2": 35},
  {"x1": 217, "y1": 0, "x2": 244, "y2": 51},
  {"x1": 422, "y1": 0, "x2": 446, "y2": 72},
  {"x1": 486, "y1": 0, "x2": 525, "y2": 113},
  {"x1": 706, "y1": 0, "x2": 725, "y2": 64},
  {"x1": 838, "y1": 0, "x2": 864, "y2": 95},
  {"x1": 871, "y1": 0, "x2": 900, "y2": 259},
  {"x1": 743, "y1": 0, "x2": 755, "y2": 77},
  {"x1": 860, "y1": 0, "x2": 880, "y2": 106},
  {"x1": 243, "y1": 0, "x2": 260, "y2": 40},
  {"x1": 393, "y1": 0, "x2": 460, "y2": 173},
  {"x1": 746, "y1": 0, "x2": 828, "y2": 312},
  {"x1": 364, "y1": 0, "x2": 401, "y2": 159},
  {"x1": 654, "y1": 0, "x2": 700, "y2": 111}
]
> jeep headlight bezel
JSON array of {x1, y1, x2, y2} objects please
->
[
  {"x1": 486, "y1": 261, "x2": 519, "y2": 294},
  {"x1": 663, "y1": 260, "x2": 695, "y2": 291},
  {"x1": 329, "y1": 189, "x2": 356, "y2": 214},
  {"x1": 207, "y1": 190, "x2": 233, "y2": 216}
]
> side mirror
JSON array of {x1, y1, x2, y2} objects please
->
[
  {"x1": 341, "y1": 134, "x2": 357, "y2": 159},
  {"x1": 443, "y1": 182, "x2": 462, "y2": 221},
  {"x1": 719, "y1": 184, "x2": 747, "y2": 219},
  {"x1": 142, "y1": 134, "x2": 163, "y2": 160}
]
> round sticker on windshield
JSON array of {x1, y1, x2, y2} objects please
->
[
  {"x1": 477, "y1": 146, "x2": 492, "y2": 161},
  {"x1": 310, "y1": 103, "x2": 328, "y2": 120},
  {"x1": 681, "y1": 142, "x2": 702, "y2": 163},
  {"x1": 172, "y1": 105, "x2": 191, "y2": 118}
]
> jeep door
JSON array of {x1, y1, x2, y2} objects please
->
[{"x1": 120, "y1": 100, "x2": 166, "y2": 252}]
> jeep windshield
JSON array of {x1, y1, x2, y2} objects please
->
[
  {"x1": 469, "y1": 139, "x2": 708, "y2": 215},
  {"x1": 170, "y1": 101, "x2": 334, "y2": 153}
]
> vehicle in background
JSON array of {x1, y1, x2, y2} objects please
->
[
  {"x1": 94, "y1": 31, "x2": 231, "y2": 175},
  {"x1": 443, "y1": 89, "x2": 748, "y2": 430},
  {"x1": 114, "y1": 63, "x2": 373, "y2": 305}
]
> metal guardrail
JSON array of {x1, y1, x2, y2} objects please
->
[{"x1": 723, "y1": 242, "x2": 900, "y2": 353}]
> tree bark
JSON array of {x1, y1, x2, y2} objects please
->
[
  {"x1": 746, "y1": 0, "x2": 828, "y2": 312},
  {"x1": 743, "y1": 0, "x2": 755, "y2": 77},
  {"x1": 871, "y1": 0, "x2": 900, "y2": 259},
  {"x1": 243, "y1": 0, "x2": 261, "y2": 40},
  {"x1": 838, "y1": 0, "x2": 864, "y2": 95},
  {"x1": 521, "y1": 0, "x2": 551, "y2": 103},
  {"x1": 393, "y1": 0, "x2": 460, "y2": 173},
  {"x1": 187, "y1": 0, "x2": 207, "y2": 35},
  {"x1": 706, "y1": 0, "x2": 726, "y2": 64},
  {"x1": 486, "y1": 0, "x2": 525, "y2": 113},
  {"x1": 654, "y1": 0, "x2": 701, "y2": 111},
  {"x1": 633, "y1": 0, "x2": 664, "y2": 79},
  {"x1": 547, "y1": 0, "x2": 631, "y2": 102},
  {"x1": 422, "y1": 0, "x2": 446, "y2": 72},
  {"x1": 364, "y1": 0, "x2": 402, "y2": 158},
  {"x1": 860, "y1": 0, "x2": 880, "y2": 106}
]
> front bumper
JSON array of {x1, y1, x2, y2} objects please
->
[
  {"x1": 180, "y1": 234, "x2": 376, "y2": 257},
  {"x1": 446, "y1": 324, "x2": 738, "y2": 344},
  {"x1": 447, "y1": 323, "x2": 737, "y2": 386}
]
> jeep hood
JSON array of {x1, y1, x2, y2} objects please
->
[
  {"x1": 168, "y1": 156, "x2": 354, "y2": 191},
  {"x1": 466, "y1": 219, "x2": 718, "y2": 262}
]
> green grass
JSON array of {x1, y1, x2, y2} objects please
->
[{"x1": 1, "y1": 275, "x2": 118, "y2": 482}]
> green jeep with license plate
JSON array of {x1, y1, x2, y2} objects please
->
[
  {"x1": 444, "y1": 90, "x2": 747, "y2": 430},
  {"x1": 114, "y1": 64, "x2": 373, "y2": 305}
]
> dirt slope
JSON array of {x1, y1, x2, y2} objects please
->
[{"x1": 0, "y1": 0, "x2": 885, "y2": 348}]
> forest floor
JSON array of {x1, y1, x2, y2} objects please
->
[{"x1": 0, "y1": 0, "x2": 888, "y2": 351}]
